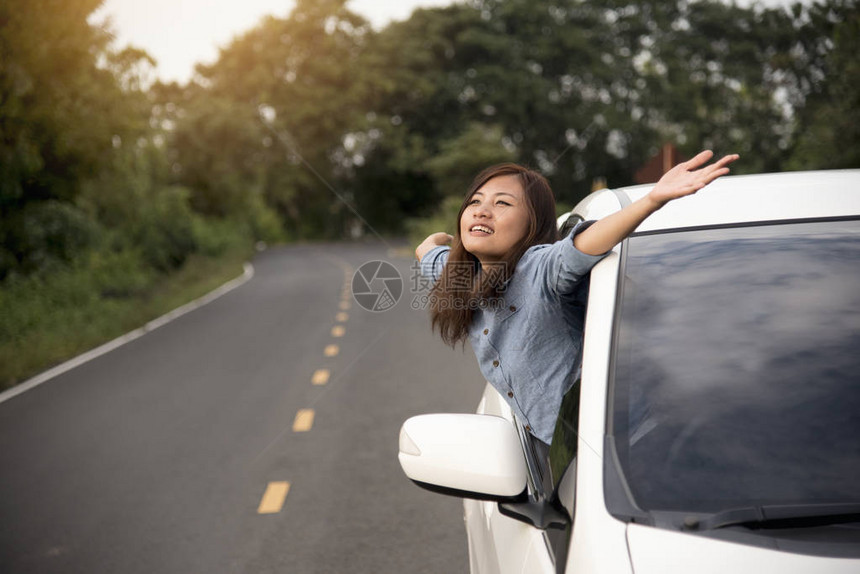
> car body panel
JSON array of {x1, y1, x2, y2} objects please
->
[
  {"x1": 564, "y1": 250, "x2": 634, "y2": 574},
  {"x1": 567, "y1": 184, "x2": 627, "y2": 222},
  {"x1": 465, "y1": 383, "x2": 553, "y2": 574},
  {"x1": 464, "y1": 498, "x2": 554, "y2": 574},
  {"x1": 620, "y1": 170, "x2": 860, "y2": 233},
  {"x1": 626, "y1": 524, "x2": 860, "y2": 574}
]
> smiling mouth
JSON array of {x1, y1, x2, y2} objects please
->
[{"x1": 469, "y1": 225, "x2": 494, "y2": 235}]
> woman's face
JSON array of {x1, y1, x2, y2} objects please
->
[{"x1": 460, "y1": 174, "x2": 531, "y2": 265}]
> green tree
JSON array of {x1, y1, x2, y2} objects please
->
[
  {"x1": 788, "y1": 0, "x2": 859, "y2": 169},
  {"x1": 425, "y1": 123, "x2": 517, "y2": 195},
  {"x1": 350, "y1": 4, "x2": 495, "y2": 230},
  {"x1": 356, "y1": 0, "x2": 656, "y2": 205},
  {"x1": 169, "y1": 0, "x2": 369, "y2": 239},
  {"x1": 0, "y1": 0, "x2": 155, "y2": 277}
]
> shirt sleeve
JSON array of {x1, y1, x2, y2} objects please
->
[
  {"x1": 536, "y1": 220, "x2": 610, "y2": 298},
  {"x1": 419, "y1": 245, "x2": 450, "y2": 284}
]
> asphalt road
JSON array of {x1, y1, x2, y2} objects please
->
[{"x1": 0, "y1": 241, "x2": 486, "y2": 573}]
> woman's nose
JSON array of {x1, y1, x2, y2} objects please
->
[{"x1": 474, "y1": 201, "x2": 491, "y2": 218}]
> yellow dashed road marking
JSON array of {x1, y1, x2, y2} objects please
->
[
  {"x1": 293, "y1": 409, "x2": 315, "y2": 432},
  {"x1": 324, "y1": 344, "x2": 339, "y2": 357},
  {"x1": 258, "y1": 482, "x2": 290, "y2": 514},
  {"x1": 335, "y1": 312, "x2": 349, "y2": 322},
  {"x1": 339, "y1": 301, "x2": 351, "y2": 311},
  {"x1": 312, "y1": 369, "x2": 330, "y2": 385},
  {"x1": 331, "y1": 325, "x2": 345, "y2": 337}
]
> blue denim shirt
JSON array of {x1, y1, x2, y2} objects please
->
[{"x1": 420, "y1": 221, "x2": 608, "y2": 444}]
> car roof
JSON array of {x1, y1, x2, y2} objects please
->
[{"x1": 573, "y1": 169, "x2": 860, "y2": 233}]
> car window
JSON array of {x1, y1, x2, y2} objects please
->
[
  {"x1": 559, "y1": 213, "x2": 583, "y2": 238},
  {"x1": 607, "y1": 218, "x2": 860, "y2": 517},
  {"x1": 542, "y1": 380, "x2": 581, "y2": 573},
  {"x1": 549, "y1": 380, "x2": 581, "y2": 489}
]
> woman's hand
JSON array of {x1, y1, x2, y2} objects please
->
[
  {"x1": 648, "y1": 150, "x2": 740, "y2": 207},
  {"x1": 574, "y1": 150, "x2": 740, "y2": 256},
  {"x1": 415, "y1": 232, "x2": 454, "y2": 261}
]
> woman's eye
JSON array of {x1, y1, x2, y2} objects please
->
[
  {"x1": 496, "y1": 201, "x2": 510, "y2": 206},
  {"x1": 468, "y1": 199, "x2": 480, "y2": 205}
]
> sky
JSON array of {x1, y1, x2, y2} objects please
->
[{"x1": 91, "y1": 0, "x2": 455, "y2": 84}]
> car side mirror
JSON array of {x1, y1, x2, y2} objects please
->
[{"x1": 398, "y1": 414, "x2": 528, "y2": 500}]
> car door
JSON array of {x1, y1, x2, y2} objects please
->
[{"x1": 464, "y1": 383, "x2": 556, "y2": 574}]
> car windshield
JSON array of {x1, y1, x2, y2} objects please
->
[{"x1": 607, "y1": 218, "x2": 860, "y2": 515}]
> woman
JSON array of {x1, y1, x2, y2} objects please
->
[{"x1": 415, "y1": 150, "x2": 739, "y2": 451}]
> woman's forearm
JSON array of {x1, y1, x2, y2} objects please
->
[
  {"x1": 573, "y1": 195, "x2": 663, "y2": 255},
  {"x1": 415, "y1": 232, "x2": 453, "y2": 260}
]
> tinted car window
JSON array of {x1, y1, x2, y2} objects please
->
[
  {"x1": 608, "y1": 219, "x2": 860, "y2": 515},
  {"x1": 549, "y1": 380, "x2": 581, "y2": 488}
]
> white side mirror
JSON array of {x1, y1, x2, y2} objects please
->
[{"x1": 398, "y1": 414, "x2": 527, "y2": 499}]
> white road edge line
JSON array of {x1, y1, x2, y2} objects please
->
[{"x1": 0, "y1": 262, "x2": 255, "y2": 406}]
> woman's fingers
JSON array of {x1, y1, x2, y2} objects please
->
[
  {"x1": 709, "y1": 154, "x2": 740, "y2": 173},
  {"x1": 683, "y1": 149, "x2": 716, "y2": 171},
  {"x1": 701, "y1": 164, "x2": 730, "y2": 181},
  {"x1": 687, "y1": 152, "x2": 739, "y2": 181},
  {"x1": 701, "y1": 155, "x2": 739, "y2": 181},
  {"x1": 686, "y1": 151, "x2": 739, "y2": 172}
]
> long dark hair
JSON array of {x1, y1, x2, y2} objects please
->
[{"x1": 430, "y1": 163, "x2": 559, "y2": 347}]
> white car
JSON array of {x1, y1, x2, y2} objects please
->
[{"x1": 399, "y1": 170, "x2": 860, "y2": 574}]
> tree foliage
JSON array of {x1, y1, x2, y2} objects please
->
[
  {"x1": 787, "y1": 0, "x2": 859, "y2": 168},
  {"x1": 0, "y1": 0, "x2": 856, "y2": 279}
]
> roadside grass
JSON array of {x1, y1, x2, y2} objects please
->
[{"x1": 0, "y1": 249, "x2": 252, "y2": 392}]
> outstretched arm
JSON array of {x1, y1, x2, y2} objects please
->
[
  {"x1": 574, "y1": 150, "x2": 739, "y2": 256},
  {"x1": 415, "y1": 232, "x2": 453, "y2": 261}
]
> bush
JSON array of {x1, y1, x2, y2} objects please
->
[
  {"x1": 191, "y1": 216, "x2": 250, "y2": 258},
  {"x1": 130, "y1": 186, "x2": 198, "y2": 272},
  {"x1": 0, "y1": 200, "x2": 102, "y2": 279},
  {"x1": 86, "y1": 247, "x2": 155, "y2": 299},
  {"x1": 245, "y1": 193, "x2": 285, "y2": 244}
]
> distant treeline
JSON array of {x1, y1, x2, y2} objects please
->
[{"x1": 1, "y1": 0, "x2": 858, "y2": 282}]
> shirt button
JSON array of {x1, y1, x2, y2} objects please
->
[
  {"x1": 493, "y1": 360, "x2": 499, "y2": 367},
  {"x1": 525, "y1": 425, "x2": 532, "y2": 432},
  {"x1": 507, "y1": 391, "x2": 513, "y2": 398},
  {"x1": 509, "y1": 305, "x2": 517, "y2": 312},
  {"x1": 483, "y1": 329, "x2": 489, "y2": 335}
]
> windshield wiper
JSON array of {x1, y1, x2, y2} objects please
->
[{"x1": 683, "y1": 503, "x2": 860, "y2": 531}]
